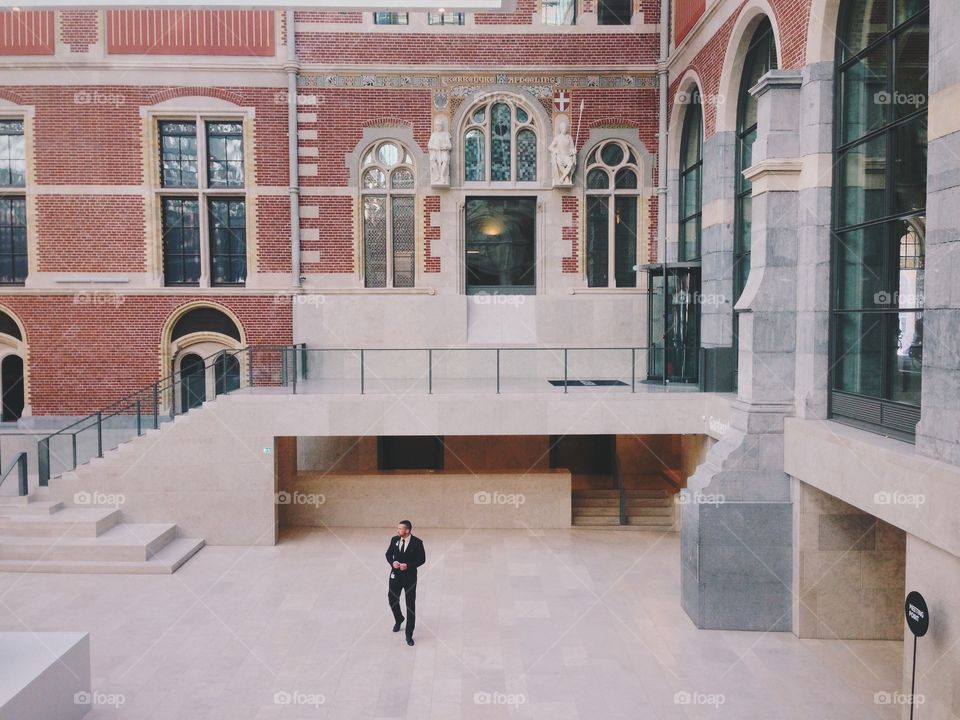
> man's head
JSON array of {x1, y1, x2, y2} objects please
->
[{"x1": 397, "y1": 520, "x2": 412, "y2": 537}]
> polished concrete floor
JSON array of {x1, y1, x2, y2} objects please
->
[{"x1": 0, "y1": 527, "x2": 903, "y2": 719}]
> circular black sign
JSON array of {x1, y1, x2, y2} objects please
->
[{"x1": 905, "y1": 591, "x2": 929, "y2": 637}]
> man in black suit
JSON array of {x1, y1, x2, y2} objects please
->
[{"x1": 386, "y1": 520, "x2": 426, "y2": 646}]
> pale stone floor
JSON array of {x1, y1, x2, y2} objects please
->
[{"x1": 0, "y1": 528, "x2": 903, "y2": 719}]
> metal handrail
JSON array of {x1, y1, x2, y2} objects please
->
[
  {"x1": 0, "y1": 452, "x2": 28, "y2": 497},
  {"x1": 37, "y1": 343, "x2": 305, "y2": 486}
]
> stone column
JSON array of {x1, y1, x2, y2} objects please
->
[
  {"x1": 699, "y1": 131, "x2": 735, "y2": 349},
  {"x1": 681, "y1": 70, "x2": 803, "y2": 631}
]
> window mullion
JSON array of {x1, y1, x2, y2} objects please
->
[
  {"x1": 386, "y1": 191, "x2": 394, "y2": 289},
  {"x1": 608, "y1": 194, "x2": 616, "y2": 287}
]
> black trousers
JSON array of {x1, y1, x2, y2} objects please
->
[{"x1": 388, "y1": 573, "x2": 417, "y2": 639}]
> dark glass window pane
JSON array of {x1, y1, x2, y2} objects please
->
[
  {"x1": 681, "y1": 167, "x2": 700, "y2": 219},
  {"x1": 586, "y1": 196, "x2": 609, "y2": 288},
  {"x1": 516, "y1": 129, "x2": 537, "y2": 182},
  {"x1": 392, "y1": 195, "x2": 415, "y2": 288},
  {"x1": 206, "y1": 121, "x2": 244, "y2": 188},
  {"x1": 836, "y1": 224, "x2": 887, "y2": 310},
  {"x1": 600, "y1": 142, "x2": 624, "y2": 166},
  {"x1": 838, "y1": 134, "x2": 886, "y2": 227},
  {"x1": 896, "y1": 0, "x2": 925, "y2": 25},
  {"x1": 161, "y1": 197, "x2": 200, "y2": 286},
  {"x1": 841, "y1": 0, "x2": 889, "y2": 60},
  {"x1": 679, "y1": 216, "x2": 701, "y2": 262},
  {"x1": 364, "y1": 196, "x2": 387, "y2": 288},
  {"x1": 159, "y1": 121, "x2": 198, "y2": 188},
  {"x1": 892, "y1": 114, "x2": 927, "y2": 214},
  {"x1": 490, "y1": 103, "x2": 512, "y2": 181},
  {"x1": 894, "y1": 22, "x2": 928, "y2": 117},
  {"x1": 208, "y1": 198, "x2": 246, "y2": 285},
  {"x1": 0, "y1": 120, "x2": 25, "y2": 188},
  {"x1": 615, "y1": 169, "x2": 637, "y2": 189},
  {"x1": 374, "y1": 11, "x2": 408, "y2": 24},
  {"x1": 839, "y1": 45, "x2": 888, "y2": 144},
  {"x1": 835, "y1": 312, "x2": 885, "y2": 396},
  {"x1": 464, "y1": 129, "x2": 485, "y2": 182},
  {"x1": 891, "y1": 310, "x2": 922, "y2": 404},
  {"x1": 681, "y1": 100, "x2": 702, "y2": 169},
  {"x1": 587, "y1": 169, "x2": 609, "y2": 189},
  {"x1": 0, "y1": 197, "x2": 27, "y2": 284},
  {"x1": 464, "y1": 196, "x2": 536, "y2": 294},
  {"x1": 597, "y1": 0, "x2": 631, "y2": 25},
  {"x1": 614, "y1": 196, "x2": 637, "y2": 288}
]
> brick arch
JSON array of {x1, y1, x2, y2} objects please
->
[
  {"x1": 159, "y1": 301, "x2": 247, "y2": 381},
  {"x1": 588, "y1": 118, "x2": 640, "y2": 130},
  {"x1": 362, "y1": 117, "x2": 414, "y2": 129},
  {"x1": 0, "y1": 88, "x2": 27, "y2": 106},
  {"x1": 147, "y1": 86, "x2": 245, "y2": 107}
]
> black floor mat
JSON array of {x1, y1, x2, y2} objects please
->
[{"x1": 547, "y1": 379, "x2": 628, "y2": 387}]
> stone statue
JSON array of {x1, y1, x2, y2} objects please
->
[
  {"x1": 428, "y1": 115, "x2": 452, "y2": 186},
  {"x1": 549, "y1": 114, "x2": 577, "y2": 186}
]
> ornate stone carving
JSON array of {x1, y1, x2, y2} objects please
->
[
  {"x1": 549, "y1": 114, "x2": 577, "y2": 187},
  {"x1": 428, "y1": 115, "x2": 452, "y2": 187}
]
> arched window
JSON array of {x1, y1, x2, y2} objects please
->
[
  {"x1": 463, "y1": 99, "x2": 537, "y2": 184},
  {"x1": 585, "y1": 140, "x2": 641, "y2": 288},
  {"x1": 360, "y1": 140, "x2": 416, "y2": 288},
  {"x1": 734, "y1": 17, "x2": 777, "y2": 304},
  {"x1": 678, "y1": 88, "x2": 703, "y2": 261},
  {"x1": 831, "y1": 0, "x2": 928, "y2": 433}
]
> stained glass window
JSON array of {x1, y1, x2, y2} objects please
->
[
  {"x1": 360, "y1": 140, "x2": 417, "y2": 288},
  {"x1": 462, "y1": 98, "x2": 539, "y2": 183},
  {"x1": 491, "y1": 103, "x2": 512, "y2": 181},
  {"x1": 465, "y1": 129, "x2": 485, "y2": 181},
  {"x1": 585, "y1": 140, "x2": 641, "y2": 288},
  {"x1": 516, "y1": 129, "x2": 537, "y2": 181}
]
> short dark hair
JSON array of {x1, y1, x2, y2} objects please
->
[{"x1": 399, "y1": 520, "x2": 412, "y2": 530}]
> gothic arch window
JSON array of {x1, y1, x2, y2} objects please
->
[
  {"x1": 360, "y1": 140, "x2": 416, "y2": 288},
  {"x1": 584, "y1": 139, "x2": 641, "y2": 288},
  {"x1": 830, "y1": 0, "x2": 928, "y2": 434},
  {"x1": 678, "y1": 88, "x2": 703, "y2": 261},
  {"x1": 0, "y1": 308, "x2": 25, "y2": 422},
  {"x1": 463, "y1": 98, "x2": 538, "y2": 184}
]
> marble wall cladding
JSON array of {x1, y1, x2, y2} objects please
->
[{"x1": 794, "y1": 480, "x2": 905, "y2": 640}]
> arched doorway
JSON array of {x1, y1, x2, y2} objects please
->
[
  {"x1": 179, "y1": 353, "x2": 206, "y2": 411},
  {"x1": 215, "y1": 353, "x2": 240, "y2": 395},
  {"x1": 1, "y1": 354, "x2": 24, "y2": 422}
]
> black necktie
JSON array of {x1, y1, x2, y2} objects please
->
[{"x1": 400, "y1": 539, "x2": 405, "y2": 554}]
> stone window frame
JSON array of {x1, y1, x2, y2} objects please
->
[
  {"x1": 145, "y1": 101, "x2": 256, "y2": 290},
  {"x1": 459, "y1": 94, "x2": 542, "y2": 189},
  {"x1": 358, "y1": 138, "x2": 418, "y2": 289}
]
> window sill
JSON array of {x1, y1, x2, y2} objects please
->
[{"x1": 568, "y1": 287, "x2": 648, "y2": 295}]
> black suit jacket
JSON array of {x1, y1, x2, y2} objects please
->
[{"x1": 385, "y1": 534, "x2": 426, "y2": 579}]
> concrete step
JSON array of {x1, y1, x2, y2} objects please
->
[
  {"x1": 572, "y1": 516, "x2": 620, "y2": 526},
  {"x1": 625, "y1": 498, "x2": 673, "y2": 510},
  {"x1": 0, "y1": 537, "x2": 204, "y2": 574},
  {"x1": 0, "y1": 499, "x2": 63, "y2": 514},
  {"x1": 572, "y1": 506, "x2": 619, "y2": 516},
  {"x1": 625, "y1": 505, "x2": 673, "y2": 517},
  {"x1": 0, "y1": 523, "x2": 177, "y2": 562},
  {"x1": 572, "y1": 490, "x2": 620, "y2": 499},
  {"x1": 625, "y1": 514, "x2": 676, "y2": 526},
  {"x1": 572, "y1": 497, "x2": 622, "y2": 507},
  {"x1": 0, "y1": 508, "x2": 120, "y2": 537}
]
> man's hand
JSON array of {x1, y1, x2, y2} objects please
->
[
  {"x1": 399, "y1": 563, "x2": 408, "y2": 570},
  {"x1": 392, "y1": 561, "x2": 401, "y2": 569}
]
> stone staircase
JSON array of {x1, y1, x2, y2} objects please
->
[
  {"x1": 0, "y1": 494, "x2": 203, "y2": 574},
  {"x1": 572, "y1": 474, "x2": 679, "y2": 530}
]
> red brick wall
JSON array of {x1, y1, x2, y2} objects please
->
[
  {"x1": 0, "y1": 296, "x2": 292, "y2": 415},
  {"x1": 255, "y1": 196, "x2": 292, "y2": 275},
  {"x1": 60, "y1": 11, "x2": 99, "y2": 53},
  {"x1": 295, "y1": 11, "x2": 364, "y2": 23},
  {"x1": 36, "y1": 195, "x2": 146, "y2": 273},
  {"x1": 561, "y1": 195, "x2": 579, "y2": 273},
  {"x1": 300, "y1": 196, "x2": 354, "y2": 274},
  {"x1": 423, "y1": 195, "x2": 441, "y2": 273}
]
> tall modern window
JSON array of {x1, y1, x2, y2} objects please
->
[
  {"x1": 465, "y1": 196, "x2": 536, "y2": 294},
  {"x1": 585, "y1": 140, "x2": 640, "y2": 288},
  {"x1": 831, "y1": 0, "x2": 928, "y2": 435},
  {"x1": 360, "y1": 141, "x2": 416, "y2": 288},
  {"x1": 463, "y1": 99, "x2": 537, "y2": 184},
  {"x1": 159, "y1": 119, "x2": 246, "y2": 286},
  {"x1": 678, "y1": 89, "x2": 703, "y2": 261},
  {"x1": 0, "y1": 120, "x2": 27, "y2": 285}
]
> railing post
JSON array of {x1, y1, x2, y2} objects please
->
[
  {"x1": 248, "y1": 348, "x2": 255, "y2": 388},
  {"x1": 280, "y1": 347, "x2": 288, "y2": 387},
  {"x1": 136, "y1": 399, "x2": 142, "y2": 436},
  {"x1": 38, "y1": 438, "x2": 48, "y2": 488},
  {"x1": 428, "y1": 349, "x2": 433, "y2": 395},
  {"x1": 563, "y1": 349, "x2": 568, "y2": 394},
  {"x1": 17, "y1": 453, "x2": 27, "y2": 497},
  {"x1": 71, "y1": 433, "x2": 77, "y2": 468},
  {"x1": 300, "y1": 343, "x2": 308, "y2": 381},
  {"x1": 96, "y1": 411, "x2": 103, "y2": 459},
  {"x1": 153, "y1": 384, "x2": 159, "y2": 430},
  {"x1": 631, "y1": 348, "x2": 636, "y2": 393},
  {"x1": 292, "y1": 347, "x2": 298, "y2": 395},
  {"x1": 360, "y1": 349, "x2": 365, "y2": 395},
  {"x1": 496, "y1": 349, "x2": 500, "y2": 395}
]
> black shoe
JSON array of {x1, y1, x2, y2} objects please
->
[
  {"x1": 406, "y1": 638, "x2": 415, "y2": 646},
  {"x1": 393, "y1": 618, "x2": 404, "y2": 632}
]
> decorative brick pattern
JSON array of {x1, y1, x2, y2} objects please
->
[
  {"x1": 0, "y1": 10, "x2": 54, "y2": 55},
  {"x1": 561, "y1": 195, "x2": 579, "y2": 273},
  {"x1": 423, "y1": 195, "x2": 441, "y2": 274},
  {"x1": 60, "y1": 10, "x2": 99, "y2": 53},
  {"x1": 106, "y1": 10, "x2": 276, "y2": 57}
]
